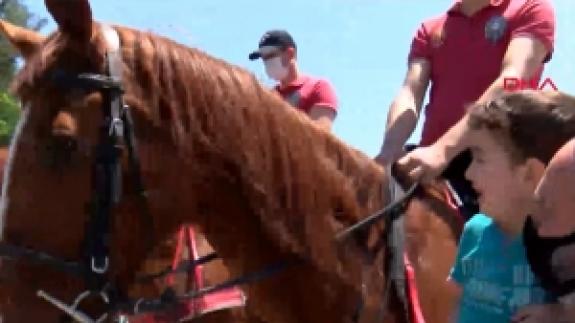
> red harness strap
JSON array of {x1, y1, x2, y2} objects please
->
[
  {"x1": 404, "y1": 252, "x2": 426, "y2": 323},
  {"x1": 166, "y1": 226, "x2": 203, "y2": 290},
  {"x1": 127, "y1": 226, "x2": 245, "y2": 322}
]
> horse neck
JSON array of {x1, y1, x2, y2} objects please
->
[
  {"x1": 126, "y1": 42, "x2": 390, "y2": 275},
  {"x1": 124, "y1": 58, "x2": 403, "y2": 322}
]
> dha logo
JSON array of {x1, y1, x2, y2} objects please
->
[{"x1": 503, "y1": 77, "x2": 558, "y2": 92}]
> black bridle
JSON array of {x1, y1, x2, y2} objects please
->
[{"x1": 0, "y1": 25, "x2": 419, "y2": 323}]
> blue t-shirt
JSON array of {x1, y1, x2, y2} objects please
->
[{"x1": 450, "y1": 214, "x2": 552, "y2": 323}]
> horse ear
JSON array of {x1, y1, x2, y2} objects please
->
[
  {"x1": 45, "y1": 0, "x2": 93, "y2": 41},
  {"x1": 0, "y1": 20, "x2": 45, "y2": 60}
]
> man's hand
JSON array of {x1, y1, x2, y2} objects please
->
[
  {"x1": 512, "y1": 303, "x2": 575, "y2": 323},
  {"x1": 394, "y1": 144, "x2": 449, "y2": 183}
]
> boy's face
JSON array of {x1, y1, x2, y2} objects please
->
[{"x1": 465, "y1": 129, "x2": 539, "y2": 222}]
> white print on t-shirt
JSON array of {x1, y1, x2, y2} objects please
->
[{"x1": 461, "y1": 260, "x2": 548, "y2": 315}]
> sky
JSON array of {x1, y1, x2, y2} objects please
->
[{"x1": 22, "y1": 0, "x2": 575, "y2": 157}]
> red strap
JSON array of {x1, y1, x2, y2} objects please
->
[
  {"x1": 186, "y1": 226, "x2": 204, "y2": 290},
  {"x1": 442, "y1": 184, "x2": 466, "y2": 226},
  {"x1": 166, "y1": 226, "x2": 204, "y2": 289},
  {"x1": 442, "y1": 186, "x2": 459, "y2": 212},
  {"x1": 128, "y1": 226, "x2": 245, "y2": 322},
  {"x1": 166, "y1": 227, "x2": 186, "y2": 286},
  {"x1": 404, "y1": 252, "x2": 426, "y2": 323}
]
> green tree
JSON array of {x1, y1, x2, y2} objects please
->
[
  {"x1": 0, "y1": 91, "x2": 19, "y2": 146},
  {"x1": 0, "y1": 0, "x2": 46, "y2": 146}
]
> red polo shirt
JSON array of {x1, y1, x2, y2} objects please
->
[
  {"x1": 409, "y1": 0, "x2": 555, "y2": 146},
  {"x1": 275, "y1": 75, "x2": 338, "y2": 115}
]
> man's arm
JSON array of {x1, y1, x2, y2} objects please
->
[
  {"x1": 398, "y1": 35, "x2": 550, "y2": 181},
  {"x1": 375, "y1": 58, "x2": 431, "y2": 165},
  {"x1": 308, "y1": 105, "x2": 336, "y2": 131},
  {"x1": 438, "y1": 36, "x2": 550, "y2": 158},
  {"x1": 307, "y1": 79, "x2": 338, "y2": 131}
]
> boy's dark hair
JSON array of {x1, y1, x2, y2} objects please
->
[{"x1": 468, "y1": 90, "x2": 575, "y2": 165}]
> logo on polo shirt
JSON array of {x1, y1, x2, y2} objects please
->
[{"x1": 485, "y1": 15, "x2": 507, "y2": 44}]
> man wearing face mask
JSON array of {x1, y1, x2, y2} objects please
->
[{"x1": 249, "y1": 30, "x2": 338, "y2": 131}]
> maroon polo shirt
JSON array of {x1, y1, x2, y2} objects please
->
[{"x1": 409, "y1": 0, "x2": 555, "y2": 146}]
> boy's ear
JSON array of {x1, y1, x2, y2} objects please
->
[{"x1": 523, "y1": 157, "x2": 546, "y2": 184}]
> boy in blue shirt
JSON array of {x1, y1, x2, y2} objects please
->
[{"x1": 446, "y1": 91, "x2": 575, "y2": 323}]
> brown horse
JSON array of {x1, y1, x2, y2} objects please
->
[{"x1": 0, "y1": 1, "x2": 462, "y2": 322}]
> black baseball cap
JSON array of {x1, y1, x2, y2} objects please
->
[{"x1": 248, "y1": 30, "x2": 297, "y2": 60}]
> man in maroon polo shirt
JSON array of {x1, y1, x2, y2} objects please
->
[
  {"x1": 249, "y1": 30, "x2": 338, "y2": 131},
  {"x1": 376, "y1": 0, "x2": 555, "y2": 218}
]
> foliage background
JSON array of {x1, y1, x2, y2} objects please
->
[{"x1": 0, "y1": 0, "x2": 46, "y2": 146}]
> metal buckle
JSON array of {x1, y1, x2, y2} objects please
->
[
  {"x1": 109, "y1": 117, "x2": 124, "y2": 138},
  {"x1": 132, "y1": 298, "x2": 146, "y2": 315},
  {"x1": 37, "y1": 289, "x2": 109, "y2": 323},
  {"x1": 91, "y1": 256, "x2": 109, "y2": 274}
]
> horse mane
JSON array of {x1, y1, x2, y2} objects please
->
[{"x1": 10, "y1": 23, "x2": 388, "y2": 271}]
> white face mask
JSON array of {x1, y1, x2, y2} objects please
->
[{"x1": 263, "y1": 56, "x2": 289, "y2": 81}]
